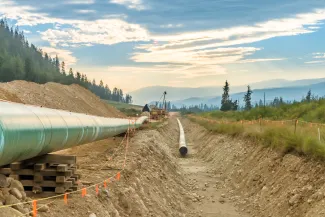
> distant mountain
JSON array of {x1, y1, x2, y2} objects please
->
[
  {"x1": 130, "y1": 78, "x2": 325, "y2": 105},
  {"x1": 171, "y1": 81, "x2": 325, "y2": 107}
]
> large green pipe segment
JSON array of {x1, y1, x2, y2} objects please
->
[{"x1": 0, "y1": 101, "x2": 148, "y2": 166}]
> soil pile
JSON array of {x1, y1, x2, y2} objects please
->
[{"x1": 0, "y1": 81, "x2": 124, "y2": 118}]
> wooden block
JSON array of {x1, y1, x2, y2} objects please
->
[
  {"x1": 34, "y1": 174, "x2": 43, "y2": 183},
  {"x1": 26, "y1": 154, "x2": 76, "y2": 165},
  {"x1": 0, "y1": 168, "x2": 12, "y2": 175},
  {"x1": 26, "y1": 191, "x2": 56, "y2": 197},
  {"x1": 57, "y1": 164, "x2": 68, "y2": 172},
  {"x1": 56, "y1": 176, "x2": 65, "y2": 183},
  {"x1": 32, "y1": 186, "x2": 42, "y2": 193},
  {"x1": 10, "y1": 162, "x2": 23, "y2": 170},
  {"x1": 9, "y1": 174, "x2": 19, "y2": 180},
  {"x1": 34, "y1": 163, "x2": 46, "y2": 171},
  {"x1": 70, "y1": 186, "x2": 78, "y2": 191},
  {"x1": 55, "y1": 187, "x2": 66, "y2": 194},
  {"x1": 21, "y1": 180, "x2": 72, "y2": 188}
]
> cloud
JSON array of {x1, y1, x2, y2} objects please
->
[
  {"x1": 238, "y1": 58, "x2": 286, "y2": 63},
  {"x1": 64, "y1": 0, "x2": 95, "y2": 4},
  {"x1": 160, "y1": 24, "x2": 183, "y2": 28},
  {"x1": 130, "y1": 9, "x2": 325, "y2": 69},
  {"x1": 0, "y1": 0, "x2": 150, "y2": 47},
  {"x1": 312, "y1": 52, "x2": 325, "y2": 59},
  {"x1": 41, "y1": 19, "x2": 149, "y2": 46},
  {"x1": 305, "y1": 60, "x2": 325, "y2": 64},
  {"x1": 41, "y1": 47, "x2": 77, "y2": 66},
  {"x1": 74, "y1": 9, "x2": 96, "y2": 14},
  {"x1": 22, "y1": 29, "x2": 31, "y2": 34},
  {"x1": 109, "y1": 0, "x2": 146, "y2": 10}
]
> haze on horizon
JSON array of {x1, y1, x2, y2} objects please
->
[{"x1": 2, "y1": 0, "x2": 325, "y2": 92}]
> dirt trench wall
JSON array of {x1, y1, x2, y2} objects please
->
[
  {"x1": 41, "y1": 128, "x2": 190, "y2": 217},
  {"x1": 183, "y1": 118, "x2": 325, "y2": 217}
]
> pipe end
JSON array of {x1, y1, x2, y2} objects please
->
[{"x1": 179, "y1": 146, "x2": 188, "y2": 156}]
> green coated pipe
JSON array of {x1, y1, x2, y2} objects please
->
[{"x1": 0, "y1": 101, "x2": 147, "y2": 166}]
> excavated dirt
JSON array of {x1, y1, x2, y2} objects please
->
[
  {"x1": 181, "y1": 118, "x2": 325, "y2": 217},
  {"x1": 0, "y1": 81, "x2": 124, "y2": 118}
]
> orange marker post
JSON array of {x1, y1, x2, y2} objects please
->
[
  {"x1": 104, "y1": 181, "x2": 107, "y2": 188},
  {"x1": 33, "y1": 200, "x2": 37, "y2": 217},
  {"x1": 64, "y1": 193, "x2": 68, "y2": 205},
  {"x1": 96, "y1": 185, "x2": 99, "y2": 196},
  {"x1": 116, "y1": 172, "x2": 121, "y2": 181},
  {"x1": 82, "y1": 188, "x2": 87, "y2": 197}
]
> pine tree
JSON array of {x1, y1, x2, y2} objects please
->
[
  {"x1": 243, "y1": 85, "x2": 253, "y2": 110},
  {"x1": 306, "y1": 89, "x2": 311, "y2": 102},
  {"x1": 61, "y1": 62, "x2": 66, "y2": 76},
  {"x1": 68, "y1": 68, "x2": 73, "y2": 77},
  {"x1": 55, "y1": 55, "x2": 60, "y2": 73},
  {"x1": 220, "y1": 80, "x2": 232, "y2": 111},
  {"x1": 24, "y1": 57, "x2": 33, "y2": 81}
]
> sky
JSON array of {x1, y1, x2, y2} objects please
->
[{"x1": 1, "y1": 0, "x2": 325, "y2": 92}]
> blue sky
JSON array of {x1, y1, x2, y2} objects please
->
[{"x1": 1, "y1": 0, "x2": 325, "y2": 92}]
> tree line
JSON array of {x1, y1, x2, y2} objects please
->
[{"x1": 0, "y1": 18, "x2": 132, "y2": 104}]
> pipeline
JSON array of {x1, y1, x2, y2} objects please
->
[
  {"x1": 0, "y1": 101, "x2": 148, "y2": 166},
  {"x1": 177, "y1": 118, "x2": 188, "y2": 156}
]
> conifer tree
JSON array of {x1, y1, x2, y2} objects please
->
[{"x1": 244, "y1": 85, "x2": 253, "y2": 110}]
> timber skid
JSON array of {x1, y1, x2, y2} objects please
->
[{"x1": 0, "y1": 154, "x2": 80, "y2": 197}]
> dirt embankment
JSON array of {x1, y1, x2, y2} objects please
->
[
  {"x1": 0, "y1": 80, "x2": 124, "y2": 118},
  {"x1": 182, "y1": 118, "x2": 325, "y2": 217}
]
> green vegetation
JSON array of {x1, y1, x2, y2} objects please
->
[
  {"x1": 220, "y1": 80, "x2": 238, "y2": 111},
  {"x1": 0, "y1": 18, "x2": 131, "y2": 103},
  {"x1": 200, "y1": 98, "x2": 325, "y2": 123},
  {"x1": 190, "y1": 116, "x2": 325, "y2": 159}
]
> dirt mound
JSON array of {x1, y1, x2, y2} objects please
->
[
  {"x1": 0, "y1": 80, "x2": 124, "y2": 118},
  {"x1": 39, "y1": 125, "x2": 192, "y2": 217},
  {"x1": 182, "y1": 118, "x2": 325, "y2": 217}
]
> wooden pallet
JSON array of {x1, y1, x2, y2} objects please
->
[{"x1": 0, "y1": 154, "x2": 79, "y2": 196}]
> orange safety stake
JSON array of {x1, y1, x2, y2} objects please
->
[
  {"x1": 96, "y1": 184, "x2": 99, "y2": 195},
  {"x1": 64, "y1": 193, "x2": 68, "y2": 205},
  {"x1": 104, "y1": 180, "x2": 107, "y2": 188},
  {"x1": 82, "y1": 188, "x2": 87, "y2": 197},
  {"x1": 32, "y1": 200, "x2": 37, "y2": 217},
  {"x1": 116, "y1": 172, "x2": 121, "y2": 181}
]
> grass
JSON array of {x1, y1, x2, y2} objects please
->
[
  {"x1": 103, "y1": 100, "x2": 143, "y2": 117},
  {"x1": 189, "y1": 116, "x2": 325, "y2": 159},
  {"x1": 200, "y1": 99, "x2": 325, "y2": 123}
]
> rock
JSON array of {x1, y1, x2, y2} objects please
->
[
  {"x1": 6, "y1": 177, "x2": 14, "y2": 186},
  {"x1": 0, "y1": 207, "x2": 23, "y2": 217},
  {"x1": 5, "y1": 195, "x2": 24, "y2": 213},
  {"x1": 21, "y1": 191, "x2": 26, "y2": 200},
  {"x1": 221, "y1": 194, "x2": 226, "y2": 198},
  {"x1": 219, "y1": 198, "x2": 226, "y2": 204},
  {"x1": 38, "y1": 204, "x2": 49, "y2": 212},
  {"x1": 1, "y1": 188, "x2": 10, "y2": 196},
  {"x1": 0, "y1": 191, "x2": 5, "y2": 203},
  {"x1": 9, "y1": 188, "x2": 22, "y2": 200},
  {"x1": 0, "y1": 174, "x2": 9, "y2": 188},
  {"x1": 288, "y1": 194, "x2": 300, "y2": 206},
  {"x1": 89, "y1": 213, "x2": 97, "y2": 217},
  {"x1": 9, "y1": 180, "x2": 24, "y2": 192}
]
